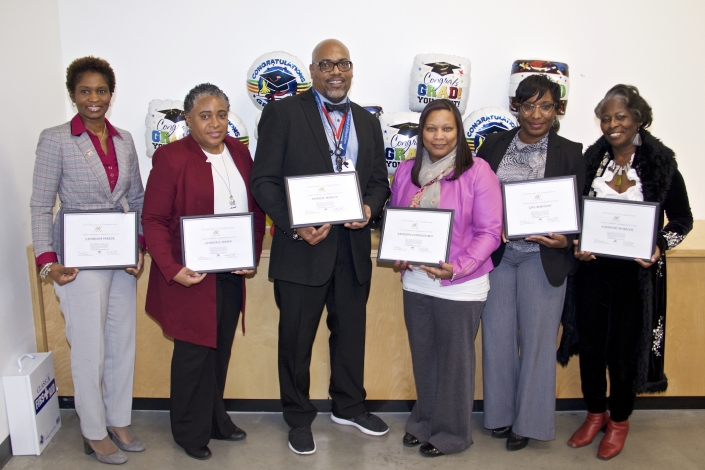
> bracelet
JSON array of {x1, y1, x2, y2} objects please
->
[
  {"x1": 39, "y1": 262, "x2": 55, "y2": 280},
  {"x1": 292, "y1": 229, "x2": 301, "y2": 241}
]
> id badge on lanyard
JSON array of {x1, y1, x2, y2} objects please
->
[{"x1": 314, "y1": 93, "x2": 354, "y2": 172}]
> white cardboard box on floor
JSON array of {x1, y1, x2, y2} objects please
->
[{"x1": 2, "y1": 352, "x2": 62, "y2": 455}]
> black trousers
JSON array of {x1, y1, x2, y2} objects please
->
[
  {"x1": 575, "y1": 257, "x2": 643, "y2": 422},
  {"x1": 170, "y1": 273, "x2": 243, "y2": 448},
  {"x1": 274, "y1": 229, "x2": 370, "y2": 427}
]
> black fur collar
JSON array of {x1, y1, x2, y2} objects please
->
[{"x1": 583, "y1": 129, "x2": 677, "y2": 203}]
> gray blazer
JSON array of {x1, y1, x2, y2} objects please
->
[{"x1": 30, "y1": 122, "x2": 145, "y2": 262}]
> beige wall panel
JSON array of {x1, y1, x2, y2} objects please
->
[{"x1": 29, "y1": 221, "x2": 705, "y2": 401}]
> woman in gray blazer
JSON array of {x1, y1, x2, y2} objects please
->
[{"x1": 30, "y1": 57, "x2": 145, "y2": 465}]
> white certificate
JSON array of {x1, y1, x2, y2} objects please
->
[
  {"x1": 285, "y1": 172, "x2": 365, "y2": 228},
  {"x1": 181, "y1": 213, "x2": 255, "y2": 273},
  {"x1": 579, "y1": 197, "x2": 660, "y2": 260},
  {"x1": 61, "y1": 211, "x2": 138, "y2": 269},
  {"x1": 502, "y1": 176, "x2": 580, "y2": 239},
  {"x1": 377, "y1": 207, "x2": 454, "y2": 267}
]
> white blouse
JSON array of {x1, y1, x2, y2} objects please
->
[
  {"x1": 202, "y1": 147, "x2": 249, "y2": 214},
  {"x1": 402, "y1": 268, "x2": 490, "y2": 302}
]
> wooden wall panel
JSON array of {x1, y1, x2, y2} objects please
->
[{"x1": 28, "y1": 222, "x2": 705, "y2": 401}]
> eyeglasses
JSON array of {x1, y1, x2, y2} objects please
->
[
  {"x1": 312, "y1": 60, "x2": 353, "y2": 73},
  {"x1": 520, "y1": 102, "x2": 557, "y2": 115}
]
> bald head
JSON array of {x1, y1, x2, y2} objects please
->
[
  {"x1": 309, "y1": 39, "x2": 353, "y2": 103},
  {"x1": 312, "y1": 39, "x2": 349, "y2": 63}
]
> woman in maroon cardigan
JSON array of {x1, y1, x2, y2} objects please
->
[{"x1": 142, "y1": 83, "x2": 265, "y2": 460}]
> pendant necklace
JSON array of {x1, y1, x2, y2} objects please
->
[
  {"x1": 608, "y1": 154, "x2": 634, "y2": 186},
  {"x1": 209, "y1": 144, "x2": 236, "y2": 208}
]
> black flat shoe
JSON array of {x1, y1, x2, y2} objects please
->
[
  {"x1": 491, "y1": 426, "x2": 512, "y2": 439},
  {"x1": 184, "y1": 445, "x2": 212, "y2": 460},
  {"x1": 506, "y1": 432, "x2": 529, "y2": 451},
  {"x1": 420, "y1": 443, "x2": 444, "y2": 457},
  {"x1": 403, "y1": 433, "x2": 420, "y2": 447},
  {"x1": 212, "y1": 425, "x2": 247, "y2": 441}
]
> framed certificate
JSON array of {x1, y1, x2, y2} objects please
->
[
  {"x1": 285, "y1": 172, "x2": 366, "y2": 228},
  {"x1": 180, "y1": 213, "x2": 256, "y2": 273},
  {"x1": 579, "y1": 197, "x2": 660, "y2": 261},
  {"x1": 502, "y1": 176, "x2": 580, "y2": 240},
  {"x1": 61, "y1": 210, "x2": 138, "y2": 269},
  {"x1": 377, "y1": 207, "x2": 454, "y2": 267}
]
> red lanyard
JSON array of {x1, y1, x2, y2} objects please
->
[{"x1": 321, "y1": 106, "x2": 347, "y2": 140}]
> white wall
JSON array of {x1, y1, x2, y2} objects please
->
[
  {"x1": 0, "y1": 0, "x2": 66, "y2": 443},
  {"x1": 55, "y1": 0, "x2": 705, "y2": 217}
]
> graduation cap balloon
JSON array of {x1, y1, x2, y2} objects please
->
[
  {"x1": 508, "y1": 60, "x2": 570, "y2": 115},
  {"x1": 463, "y1": 107, "x2": 517, "y2": 156},
  {"x1": 409, "y1": 53, "x2": 471, "y2": 114},
  {"x1": 246, "y1": 51, "x2": 312, "y2": 111},
  {"x1": 379, "y1": 112, "x2": 421, "y2": 175},
  {"x1": 144, "y1": 99, "x2": 189, "y2": 157}
]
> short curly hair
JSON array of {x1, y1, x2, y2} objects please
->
[
  {"x1": 594, "y1": 84, "x2": 653, "y2": 129},
  {"x1": 65, "y1": 56, "x2": 116, "y2": 95},
  {"x1": 183, "y1": 83, "x2": 230, "y2": 114}
]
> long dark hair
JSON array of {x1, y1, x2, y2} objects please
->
[{"x1": 411, "y1": 99, "x2": 473, "y2": 187}]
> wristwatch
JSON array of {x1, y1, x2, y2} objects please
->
[{"x1": 39, "y1": 262, "x2": 55, "y2": 280}]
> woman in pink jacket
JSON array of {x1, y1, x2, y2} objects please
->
[{"x1": 390, "y1": 99, "x2": 503, "y2": 457}]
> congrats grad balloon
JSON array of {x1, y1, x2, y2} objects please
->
[
  {"x1": 246, "y1": 51, "x2": 312, "y2": 111},
  {"x1": 226, "y1": 112, "x2": 249, "y2": 147},
  {"x1": 409, "y1": 54, "x2": 471, "y2": 114},
  {"x1": 508, "y1": 60, "x2": 570, "y2": 115},
  {"x1": 145, "y1": 99, "x2": 188, "y2": 157},
  {"x1": 463, "y1": 107, "x2": 518, "y2": 155},
  {"x1": 379, "y1": 112, "x2": 421, "y2": 175}
]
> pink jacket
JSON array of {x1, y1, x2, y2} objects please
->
[{"x1": 389, "y1": 157, "x2": 503, "y2": 286}]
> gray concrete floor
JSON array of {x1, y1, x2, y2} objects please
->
[{"x1": 5, "y1": 410, "x2": 705, "y2": 469}]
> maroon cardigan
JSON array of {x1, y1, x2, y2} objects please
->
[{"x1": 142, "y1": 135, "x2": 265, "y2": 348}]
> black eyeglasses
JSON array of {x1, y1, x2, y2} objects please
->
[
  {"x1": 312, "y1": 60, "x2": 353, "y2": 73},
  {"x1": 520, "y1": 103, "x2": 557, "y2": 115}
]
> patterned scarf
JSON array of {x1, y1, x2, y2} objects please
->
[{"x1": 408, "y1": 147, "x2": 457, "y2": 209}]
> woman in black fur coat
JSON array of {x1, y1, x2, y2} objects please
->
[{"x1": 562, "y1": 85, "x2": 692, "y2": 460}]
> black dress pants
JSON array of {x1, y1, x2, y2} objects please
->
[
  {"x1": 170, "y1": 273, "x2": 243, "y2": 448},
  {"x1": 575, "y1": 257, "x2": 643, "y2": 422},
  {"x1": 274, "y1": 229, "x2": 370, "y2": 427}
]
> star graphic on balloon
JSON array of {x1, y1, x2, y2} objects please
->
[{"x1": 424, "y1": 62, "x2": 462, "y2": 76}]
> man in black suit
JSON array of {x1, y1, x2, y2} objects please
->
[{"x1": 251, "y1": 39, "x2": 390, "y2": 455}]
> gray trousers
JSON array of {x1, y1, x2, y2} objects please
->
[
  {"x1": 403, "y1": 290, "x2": 484, "y2": 455},
  {"x1": 481, "y1": 249, "x2": 566, "y2": 441},
  {"x1": 54, "y1": 269, "x2": 136, "y2": 440}
]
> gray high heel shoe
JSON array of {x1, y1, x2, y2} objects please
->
[
  {"x1": 83, "y1": 437, "x2": 128, "y2": 465},
  {"x1": 107, "y1": 427, "x2": 146, "y2": 452}
]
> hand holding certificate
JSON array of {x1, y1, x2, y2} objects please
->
[
  {"x1": 502, "y1": 176, "x2": 580, "y2": 240},
  {"x1": 579, "y1": 198, "x2": 660, "y2": 261},
  {"x1": 181, "y1": 213, "x2": 256, "y2": 273},
  {"x1": 285, "y1": 172, "x2": 366, "y2": 228},
  {"x1": 62, "y1": 210, "x2": 138, "y2": 269},
  {"x1": 377, "y1": 207, "x2": 454, "y2": 267}
]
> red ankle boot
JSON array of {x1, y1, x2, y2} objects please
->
[
  {"x1": 568, "y1": 411, "x2": 609, "y2": 448},
  {"x1": 597, "y1": 418, "x2": 629, "y2": 460}
]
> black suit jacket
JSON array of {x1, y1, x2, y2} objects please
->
[
  {"x1": 251, "y1": 89, "x2": 390, "y2": 286},
  {"x1": 477, "y1": 128, "x2": 586, "y2": 287}
]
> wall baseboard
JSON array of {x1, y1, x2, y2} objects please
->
[
  {"x1": 58, "y1": 396, "x2": 705, "y2": 413},
  {"x1": 0, "y1": 435, "x2": 11, "y2": 470}
]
